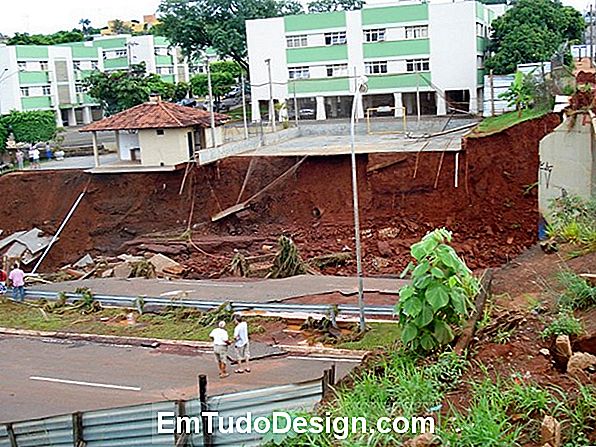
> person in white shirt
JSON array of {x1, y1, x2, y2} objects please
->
[
  {"x1": 209, "y1": 321, "x2": 230, "y2": 378},
  {"x1": 32, "y1": 148, "x2": 40, "y2": 169},
  {"x1": 233, "y1": 314, "x2": 250, "y2": 374}
]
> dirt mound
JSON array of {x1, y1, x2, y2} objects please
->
[{"x1": 0, "y1": 113, "x2": 560, "y2": 277}]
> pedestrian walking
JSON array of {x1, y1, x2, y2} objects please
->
[
  {"x1": 0, "y1": 269, "x2": 7, "y2": 295},
  {"x1": 15, "y1": 149, "x2": 24, "y2": 170},
  {"x1": 45, "y1": 142, "x2": 52, "y2": 160},
  {"x1": 233, "y1": 314, "x2": 250, "y2": 374},
  {"x1": 209, "y1": 321, "x2": 231, "y2": 378},
  {"x1": 32, "y1": 147, "x2": 40, "y2": 169},
  {"x1": 8, "y1": 264, "x2": 25, "y2": 302}
]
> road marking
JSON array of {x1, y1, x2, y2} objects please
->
[
  {"x1": 30, "y1": 376, "x2": 141, "y2": 391},
  {"x1": 288, "y1": 356, "x2": 362, "y2": 364}
]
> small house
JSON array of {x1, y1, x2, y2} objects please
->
[{"x1": 80, "y1": 97, "x2": 228, "y2": 170}]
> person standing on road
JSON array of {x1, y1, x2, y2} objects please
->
[
  {"x1": 45, "y1": 142, "x2": 52, "y2": 160},
  {"x1": 32, "y1": 147, "x2": 40, "y2": 169},
  {"x1": 8, "y1": 264, "x2": 25, "y2": 302},
  {"x1": 233, "y1": 314, "x2": 250, "y2": 374},
  {"x1": 209, "y1": 321, "x2": 231, "y2": 378},
  {"x1": 0, "y1": 268, "x2": 7, "y2": 295},
  {"x1": 15, "y1": 149, "x2": 24, "y2": 170}
]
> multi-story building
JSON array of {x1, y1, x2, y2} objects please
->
[
  {"x1": 0, "y1": 35, "x2": 189, "y2": 126},
  {"x1": 247, "y1": 0, "x2": 503, "y2": 121}
]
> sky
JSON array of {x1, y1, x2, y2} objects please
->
[{"x1": 0, "y1": 0, "x2": 593, "y2": 36}]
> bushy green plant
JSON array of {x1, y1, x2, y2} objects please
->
[
  {"x1": 395, "y1": 228, "x2": 480, "y2": 353},
  {"x1": 557, "y1": 271, "x2": 596, "y2": 310},
  {"x1": 546, "y1": 195, "x2": 596, "y2": 254},
  {"x1": 541, "y1": 310, "x2": 583, "y2": 339},
  {"x1": 0, "y1": 119, "x2": 8, "y2": 150},
  {"x1": 1, "y1": 110, "x2": 57, "y2": 144}
]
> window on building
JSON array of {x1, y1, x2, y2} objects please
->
[
  {"x1": 477, "y1": 55, "x2": 484, "y2": 69},
  {"x1": 405, "y1": 25, "x2": 428, "y2": 39},
  {"x1": 39, "y1": 61, "x2": 49, "y2": 71},
  {"x1": 75, "y1": 83, "x2": 84, "y2": 93},
  {"x1": 288, "y1": 66, "x2": 310, "y2": 79},
  {"x1": 17, "y1": 61, "x2": 26, "y2": 71},
  {"x1": 154, "y1": 47, "x2": 170, "y2": 56},
  {"x1": 326, "y1": 64, "x2": 348, "y2": 77},
  {"x1": 42, "y1": 85, "x2": 51, "y2": 95},
  {"x1": 406, "y1": 58, "x2": 430, "y2": 72},
  {"x1": 73, "y1": 61, "x2": 81, "y2": 70},
  {"x1": 156, "y1": 129, "x2": 165, "y2": 135},
  {"x1": 158, "y1": 66, "x2": 174, "y2": 75},
  {"x1": 324, "y1": 31, "x2": 346, "y2": 46},
  {"x1": 365, "y1": 61, "x2": 388, "y2": 75},
  {"x1": 91, "y1": 61, "x2": 98, "y2": 70},
  {"x1": 476, "y1": 23, "x2": 485, "y2": 37},
  {"x1": 20, "y1": 87, "x2": 29, "y2": 97},
  {"x1": 286, "y1": 35, "x2": 308, "y2": 48},
  {"x1": 363, "y1": 28, "x2": 386, "y2": 43},
  {"x1": 114, "y1": 49, "x2": 128, "y2": 58}
]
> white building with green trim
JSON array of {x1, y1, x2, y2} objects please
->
[
  {"x1": 0, "y1": 35, "x2": 188, "y2": 127},
  {"x1": 247, "y1": 1, "x2": 501, "y2": 121}
]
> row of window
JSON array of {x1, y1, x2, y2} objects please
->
[
  {"x1": 286, "y1": 25, "x2": 429, "y2": 48},
  {"x1": 288, "y1": 58, "x2": 430, "y2": 79},
  {"x1": 74, "y1": 61, "x2": 99, "y2": 70},
  {"x1": 18, "y1": 61, "x2": 48, "y2": 71},
  {"x1": 20, "y1": 85, "x2": 51, "y2": 96}
]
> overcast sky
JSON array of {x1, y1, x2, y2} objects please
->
[{"x1": 0, "y1": 0, "x2": 593, "y2": 35}]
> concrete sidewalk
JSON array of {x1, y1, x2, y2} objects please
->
[{"x1": 31, "y1": 275, "x2": 404, "y2": 303}]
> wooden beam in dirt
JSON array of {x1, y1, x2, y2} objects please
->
[
  {"x1": 211, "y1": 156, "x2": 308, "y2": 222},
  {"x1": 367, "y1": 156, "x2": 408, "y2": 173},
  {"x1": 454, "y1": 268, "x2": 493, "y2": 356}
]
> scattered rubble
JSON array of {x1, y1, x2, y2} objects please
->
[{"x1": 0, "y1": 228, "x2": 53, "y2": 266}]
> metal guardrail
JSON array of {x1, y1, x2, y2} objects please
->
[
  {"x1": 23, "y1": 289, "x2": 396, "y2": 317},
  {"x1": 1, "y1": 375, "x2": 327, "y2": 447}
]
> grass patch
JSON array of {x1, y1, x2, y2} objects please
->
[
  {"x1": 468, "y1": 107, "x2": 550, "y2": 138},
  {"x1": 0, "y1": 298, "x2": 267, "y2": 342},
  {"x1": 336, "y1": 322, "x2": 401, "y2": 350}
]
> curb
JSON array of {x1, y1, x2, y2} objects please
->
[{"x1": 0, "y1": 327, "x2": 368, "y2": 359}]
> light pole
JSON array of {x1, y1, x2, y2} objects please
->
[
  {"x1": 204, "y1": 55, "x2": 217, "y2": 148},
  {"x1": 265, "y1": 58, "x2": 276, "y2": 132},
  {"x1": 350, "y1": 74, "x2": 368, "y2": 332}
]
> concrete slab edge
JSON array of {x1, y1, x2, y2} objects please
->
[{"x1": 0, "y1": 327, "x2": 368, "y2": 359}]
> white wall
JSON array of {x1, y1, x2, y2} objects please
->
[
  {"x1": 0, "y1": 46, "x2": 21, "y2": 114},
  {"x1": 48, "y1": 46, "x2": 76, "y2": 112},
  {"x1": 346, "y1": 10, "x2": 364, "y2": 93},
  {"x1": 246, "y1": 17, "x2": 287, "y2": 121},
  {"x1": 539, "y1": 116, "x2": 595, "y2": 218},
  {"x1": 429, "y1": 2, "x2": 478, "y2": 114},
  {"x1": 131, "y1": 35, "x2": 156, "y2": 74},
  {"x1": 204, "y1": 126, "x2": 224, "y2": 148},
  {"x1": 138, "y1": 127, "x2": 192, "y2": 167}
]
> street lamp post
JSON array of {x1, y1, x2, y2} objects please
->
[
  {"x1": 349, "y1": 74, "x2": 368, "y2": 332},
  {"x1": 265, "y1": 58, "x2": 276, "y2": 132},
  {"x1": 205, "y1": 56, "x2": 217, "y2": 148}
]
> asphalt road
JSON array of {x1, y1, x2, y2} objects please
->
[
  {"x1": 31, "y1": 275, "x2": 403, "y2": 303},
  {"x1": 0, "y1": 336, "x2": 354, "y2": 423}
]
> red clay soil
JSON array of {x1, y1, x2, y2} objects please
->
[{"x1": 0, "y1": 113, "x2": 561, "y2": 277}]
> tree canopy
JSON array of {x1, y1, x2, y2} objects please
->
[
  {"x1": 156, "y1": 0, "x2": 364, "y2": 70},
  {"x1": 308, "y1": 0, "x2": 364, "y2": 13},
  {"x1": 189, "y1": 61, "x2": 242, "y2": 99},
  {"x1": 7, "y1": 30, "x2": 85, "y2": 45},
  {"x1": 82, "y1": 63, "x2": 188, "y2": 115},
  {"x1": 485, "y1": 0, "x2": 585, "y2": 75}
]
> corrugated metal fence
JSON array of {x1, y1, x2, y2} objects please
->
[{"x1": 0, "y1": 373, "x2": 329, "y2": 447}]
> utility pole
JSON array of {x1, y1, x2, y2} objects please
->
[
  {"x1": 490, "y1": 69, "x2": 495, "y2": 117},
  {"x1": 349, "y1": 72, "x2": 368, "y2": 333},
  {"x1": 206, "y1": 57, "x2": 217, "y2": 148},
  {"x1": 416, "y1": 69, "x2": 421, "y2": 125},
  {"x1": 265, "y1": 58, "x2": 276, "y2": 133},
  {"x1": 293, "y1": 80, "x2": 299, "y2": 126},
  {"x1": 241, "y1": 73, "x2": 249, "y2": 140}
]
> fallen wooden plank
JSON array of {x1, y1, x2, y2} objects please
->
[{"x1": 367, "y1": 156, "x2": 408, "y2": 173}]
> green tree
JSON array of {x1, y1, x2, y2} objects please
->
[
  {"x1": 0, "y1": 120, "x2": 8, "y2": 151},
  {"x1": 307, "y1": 0, "x2": 364, "y2": 13},
  {"x1": 111, "y1": 19, "x2": 133, "y2": 35},
  {"x1": 395, "y1": 229, "x2": 479, "y2": 354},
  {"x1": 499, "y1": 71, "x2": 534, "y2": 116},
  {"x1": 485, "y1": 0, "x2": 585, "y2": 75},
  {"x1": 7, "y1": 30, "x2": 85, "y2": 45},
  {"x1": 82, "y1": 62, "x2": 186, "y2": 114},
  {"x1": 157, "y1": 0, "x2": 303, "y2": 71},
  {"x1": 190, "y1": 71, "x2": 235, "y2": 100},
  {"x1": 1, "y1": 111, "x2": 57, "y2": 144}
]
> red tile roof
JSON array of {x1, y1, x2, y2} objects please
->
[{"x1": 80, "y1": 100, "x2": 229, "y2": 132}]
